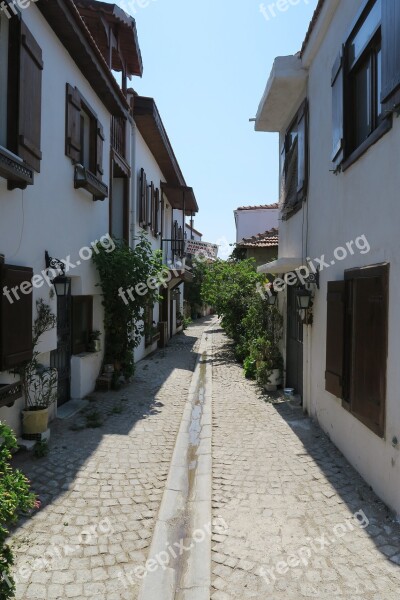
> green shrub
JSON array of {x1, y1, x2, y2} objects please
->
[
  {"x1": 0, "y1": 422, "x2": 37, "y2": 598},
  {"x1": 243, "y1": 356, "x2": 257, "y2": 379}
]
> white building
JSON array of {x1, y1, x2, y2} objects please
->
[
  {"x1": 255, "y1": 0, "x2": 400, "y2": 515},
  {"x1": 234, "y1": 204, "x2": 279, "y2": 243},
  {"x1": 0, "y1": 0, "x2": 198, "y2": 435}
]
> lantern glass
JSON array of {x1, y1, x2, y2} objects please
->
[
  {"x1": 296, "y1": 290, "x2": 312, "y2": 310},
  {"x1": 267, "y1": 294, "x2": 277, "y2": 306},
  {"x1": 53, "y1": 276, "x2": 71, "y2": 297}
]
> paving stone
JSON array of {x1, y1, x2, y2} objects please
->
[
  {"x1": 210, "y1": 326, "x2": 400, "y2": 599},
  {"x1": 8, "y1": 320, "x2": 208, "y2": 600}
]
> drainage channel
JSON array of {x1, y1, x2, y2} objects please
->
[{"x1": 138, "y1": 325, "x2": 213, "y2": 600}]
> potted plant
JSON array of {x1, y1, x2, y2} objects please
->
[
  {"x1": 20, "y1": 300, "x2": 58, "y2": 438},
  {"x1": 255, "y1": 341, "x2": 283, "y2": 392},
  {"x1": 87, "y1": 330, "x2": 101, "y2": 353},
  {"x1": 176, "y1": 311, "x2": 184, "y2": 328}
]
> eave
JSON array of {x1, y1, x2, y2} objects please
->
[
  {"x1": 255, "y1": 55, "x2": 308, "y2": 133},
  {"x1": 38, "y1": 0, "x2": 129, "y2": 117},
  {"x1": 133, "y1": 96, "x2": 186, "y2": 187},
  {"x1": 75, "y1": 0, "x2": 143, "y2": 77}
]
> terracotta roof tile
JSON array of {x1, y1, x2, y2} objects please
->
[
  {"x1": 236, "y1": 203, "x2": 279, "y2": 211},
  {"x1": 237, "y1": 228, "x2": 279, "y2": 248}
]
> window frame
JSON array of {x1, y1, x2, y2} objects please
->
[{"x1": 341, "y1": 0, "x2": 393, "y2": 170}]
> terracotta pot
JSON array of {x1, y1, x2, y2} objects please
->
[{"x1": 22, "y1": 408, "x2": 49, "y2": 435}]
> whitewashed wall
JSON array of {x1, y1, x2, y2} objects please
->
[{"x1": 235, "y1": 208, "x2": 279, "y2": 242}]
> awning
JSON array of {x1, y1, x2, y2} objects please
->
[
  {"x1": 161, "y1": 183, "x2": 198, "y2": 215},
  {"x1": 257, "y1": 257, "x2": 303, "y2": 274}
]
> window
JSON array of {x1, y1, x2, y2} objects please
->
[
  {"x1": 331, "y1": 0, "x2": 400, "y2": 170},
  {"x1": 66, "y1": 84, "x2": 107, "y2": 200},
  {"x1": 325, "y1": 264, "x2": 389, "y2": 437},
  {"x1": 0, "y1": 264, "x2": 33, "y2": 370},
  {"x1": 280, "y1": 100, "x2": 308, "y2": 218},
  {"x1": 138, "y1": 170, "x2": 161, "y2": 236},
  {"x1": 348, "y1": 0, "x2": 382, "y2": 153},
  {"x1": 71, "y1": 296, "x2": 93, "y2": 355},
  {"x1": 0, "y1": 16, "x2": 42, "y2": 188}
]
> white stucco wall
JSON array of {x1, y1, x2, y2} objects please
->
[
  {"x1": 275, "y1": 0, "x2": 400, "y2": 514},
  {"x1": 235, "y1": 208, "x2": 279, "y2": 242},
  {"x1": 0, "y1": 6, "x2": 112, "y2": 432}
]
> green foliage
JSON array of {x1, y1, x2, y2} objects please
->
[
  {"x1": 33, "y1": 440, "x2": 49, "y2": 459},
  {"x1": 0, "y1": 422, "x2": 37, "y2": 597},
  {"x1": 184, "y1": 258, "x2": 209, "y2": 317},
  {"x1": 200, "y1": 258, "x2": 284, "y2": 387},
  {"x1": 243, "y1": 356, "x2": 257, "y2": 379},
  {"x1": 183, "y1": 317, "x2": 192, "y2": 330},
  {"x1": 92, "y1": 234, "x2": 164, "y2": 378},
  {"x1": 201, "y1": 258, "x2": 264, "y2": 341},
  {"x1": 20, "y1": 300, "x2": 58, "y2": 409}
]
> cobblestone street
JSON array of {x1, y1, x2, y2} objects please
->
[{"x1": 7, "y1": 320, "x2": 400, "y2": 599}]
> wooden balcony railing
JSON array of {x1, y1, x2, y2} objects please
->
[{"x1": 111, "y1": 116, "x2": 126, "y2": 158}]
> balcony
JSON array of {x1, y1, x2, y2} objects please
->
[
  {"x1": 0, "y1": 381, "x2": 23, "y2": 409},
  {"x1": 111, "y1": 116, "x2": 126, "y2": 159}
]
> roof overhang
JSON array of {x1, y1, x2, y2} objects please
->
[
  {"x1": 257, "y1": 257, "x2": 303, "y2": 274},
  {"x1": 75, "y1": 0, "x2": 143, "y2": 77},
  {"x1": 255, "y1": 56, "x2": 308, "y2": 132},
  {"x1": 161, "y1": 183, "x2": 198, "y2": 215},
  {"x1": 133, "y1": 96, "x2": 187, "y2": 186},
  {"x1": 38, "y1": 0, "x2": 129, "y2": 116}
]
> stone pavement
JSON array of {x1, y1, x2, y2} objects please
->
[
  {"x1": 6, "y1": 319, "x2": 400, "y2": 600},
  {"x1": 8, "y1": 318, "x2": 210, "y2": 600},
  {"x1": 210, "y1": 326, "x2": 400, "y2": 599}
]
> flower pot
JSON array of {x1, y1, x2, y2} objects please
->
[
  {"x1": 22, "y1": 407, "x2": 49, "y2": 435},
  {"x1": 265, "y1": 369, "x2": 282, "y2": 392}
]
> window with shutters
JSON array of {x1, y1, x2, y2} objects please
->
[
  {"x1": 66, "y1": 84, "x2": 108, "y2": 201},
  {"x1": 0, "y1": 15, "x2": 42, "y2": 189},
  {"x1": 0, "y1": 264, "x2": 33, "y2": 371},
  {"x1": 138, "y1": 168, "x2": 148, "y2": 229},
  {"x1": 332, "y1": 0, "x2": 394, "y2": 171},
  {"x1": 280, "y1": 99, "x2": 308, "y2": 219},
  {"x1": 71, "y1": 296, "x2": 93, "y2": 355},
  {"x1": 325, "y1": 264, "x2": 389, "y2": 438}
]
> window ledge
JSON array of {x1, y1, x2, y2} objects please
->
[
  {"x1": 342, "y1": 117, "x2": 393, "y2": 172},
  {"x1": 74, "y1": 165, "x2": 108, "y2": 201},
  {"x1": 0, "y1": 382, "x2": 23, "y2": 409},
  {"x1": 0, "y1": 146, "x2": 34, "y2": 190}
]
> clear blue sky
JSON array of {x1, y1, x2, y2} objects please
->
[{"x1": 104, "y1": 0, "x2": 318, "y2": 251}]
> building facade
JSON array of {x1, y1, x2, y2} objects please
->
[{"x1": 256, "y1": 0, "x2": 400, "y2": 515}]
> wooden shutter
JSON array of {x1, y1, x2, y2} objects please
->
[
  {"x1": 155, "y1": 188, "x2": 160, "y2": 236},
  {"x1": 331, "y1": 48, "x2": 345, "y2": 169},
  {"x1": 381, "y1": 0, "x2": 400, "y2": 108},
  {"x1": 0, "y1": 264, "x2": 33, "y2": 370},
  {"x1": 66, "y1": 84, "x2": 81, "y2": 163},
  {"x1": 325, "y1": 281, "x2": 345, "y2": 398},
  {"x1": 297, "y1": 99, "x2": 308, "y2": 199},
  {"x1": 150, "y1": 182, "x2": 155, "y2": 231},
  {"x1": 349, "y1": 268, "x2": 388, "y2": 437},
  {"x1": 18, "y1": 22, "x2": 43, "y2": 172},
  {"x1": 96, "y1": 121, "x2": 104, "y2": 178},
  {"x1": 139, "y1": 168, "x2": 147, "y2": 227}
]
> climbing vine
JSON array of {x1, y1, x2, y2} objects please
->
[{"x1": 92, "y1": 234, "x2": 164, "y2": 378}]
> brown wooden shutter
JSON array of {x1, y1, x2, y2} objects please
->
[
  {"x1": 325, "y1": 280, "x2": 345, "y2": 398},
  {"x1": 331, "y1": 48, "x2": 345, "y2": 169},
  {"x1": 297, "y1": 99, "x2": 308, "y2": 199},
  {"x1": 66, "y1": 84, "x2": 81, "y2": 163},
  {"x1": 96, "y1": 121, "x2": 105, "y2": 178},
  {"x1": 155, "y1": 188, "x2": 160, "y2": 236},
  {"x1": 150, "y1": 182, "x2": 155, "y2": 231},
  {"x1": 0, "y1": 264, "x2": 33, "y2": 370},
  {"x1": 139, "y1": 168, "x2": 147, "y2": 227},
  {"x1": 381, "y1": 0, "x2": 400, "y2": 108},
  {"x1": 349, "y1": 269, "x2": 388, "y2": 437},
  {"x1": 18, "y1": 22, "x2": 43, "y2": 172}
]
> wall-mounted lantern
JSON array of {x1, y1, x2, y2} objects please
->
[{"x1": 45, "y1": 251, "x2": 71, "y2": 297}]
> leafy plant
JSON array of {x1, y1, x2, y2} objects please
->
[
  {"x1": 19, "y1": 300, "x2": 57, "y2": 410},
  {"x1": 33, "y1": 440, "x2": 49, "y2": 459},
  {"x1": 243, "y1": 356, "x2": 257, "y2": 379},
  {"x1": 183, "y1": 317, "x2": 192, "y2": 330},
  {"x1": 85, "y1": 411, "x2": 103, "y2": 429},
  {"x1": 0, "y1": 422, "x2": 38, "y2": 598},
  {"x1": 92, "y1": 234, "x2": 164, "y2": 378}
]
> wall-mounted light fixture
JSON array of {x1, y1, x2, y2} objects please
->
[{"x1": 45, "y1": 251, "x2": 71, "y2": 297}]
